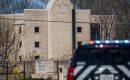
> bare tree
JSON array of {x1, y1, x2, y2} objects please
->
[
  {"x1": 63, "y1": 0, "x2": 129, "y2": 39},
  {"x1": 0, "y1": 18, "x2": 24, "y2": 76},
  {"x1": 0, "y1": 18, "x2": 16, "y2": 61},
  {"x1": 90, "y1": 0, "x2": 130, "y2": 40}
]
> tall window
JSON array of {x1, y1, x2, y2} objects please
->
[
  {"x1": 77, "y1": 27, "x2": 82, "y2": 33},
  {"x1": 90, "y1": 23, "x2": 100, "y2": 40},
  {"x1": 59, "y1": 68, "x2": 62, "y2": 73},
  {"x1": 35, "y1": 42, "x2": 40, "y2": 48},
  {"x1": 19, "y1": 27, "x2": 21, "y2": 34},
  {"x1": 19, "y1": 41, "x2": 22, "y2": 48},
  {"x1": 19, "y1": 56, "x2": 22, "y2": 61},
  {"x1": 35, "y1": 27, "x2": 39, "y2": 33}
]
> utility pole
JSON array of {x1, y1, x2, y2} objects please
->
[
  {"x1": 57, "y1": 60, "x2": 59, "y2": 80},
  {"x1": 72, "y1": 0, "x2": 76, "y2": 52}
]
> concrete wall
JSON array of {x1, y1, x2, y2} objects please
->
[
  {"x1": 19, "y1": 9, "x2": 49, "y2": 60},
  {"x1": 76, "y1": 10, "x2": 90, "y2": 46},
  {"x1": 0, "y1": 0, "x2": 91, "y2": 61}
]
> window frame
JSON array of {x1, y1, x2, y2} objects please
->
[
  {"x1": 35, "y1": 42, "x2": 40, "y2": 48},
  {"x1": 19, "y1": 27, "x2": 21, "y2": 34},
  {"x1": 77, "y1": 26, "x2": 82, "y2": 33},
  {"x1": 19, "y1": 41, "x2": 22, "y2": 48},
  {"x1": 35, "y1": 27, "x2": 39, "y2": 33},
  {"x1": 35, "y1": 56, "x2": 40, "y2": 60}
]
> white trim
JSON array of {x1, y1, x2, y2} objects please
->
[
  {"x1": 77, "y1": 65, "x2": 96, "y2": 80},
  {"x1": 95, "y1": 65, "x2": 118, "y2": 74},
  {"x1": 74, "y1": 66, "x2": 84, "y2": 76},
  {"x1": 117, "y1": 65, "x2": 130, "y2": 78}
]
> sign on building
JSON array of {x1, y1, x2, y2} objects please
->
[{"x1": 35, "y1": 59, "x2": 54, "y2": 74}]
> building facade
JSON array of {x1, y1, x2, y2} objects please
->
[
  {"x1": 0, "y1": 0, "x2": 90, "y2": 60},
  {"x1": 0, "y1": 0, "x2": 91, "y2": 79}
]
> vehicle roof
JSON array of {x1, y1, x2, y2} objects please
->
[{"x1": 79, "y1": 43, "x2": 130, "y2": 49}]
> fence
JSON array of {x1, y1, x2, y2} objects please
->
[
  {"x1": 0, "y1": 60, "x2": 70, "y2": 80},
  {"x1": 0, "y1": 61, "x2": 35, "y2": 80},
  {"x1": 32, "y1": 60, "x2": 70, "y2": 80}
]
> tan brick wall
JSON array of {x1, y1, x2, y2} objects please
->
[
  {"x1": 19, "y1": 9, "x2": 49, "y2": 60},
  {"x1": 76, "y1": 10, "x2": 90, "y2": 46},
  {"x1": 0, "y1": 0, "x2": 91, "y2": 61},
  {"x1": 47, "y1": 0, "x2": 90, "y2": 59},
  {"x1": 47, "y1": 0, "x2": 72, "y2": 59}
]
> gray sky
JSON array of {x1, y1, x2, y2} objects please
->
[{"x1": 0, "y1": 0, "x2": 48, "y2": 14}]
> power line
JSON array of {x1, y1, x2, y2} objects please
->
[
  {"x1": 1, "y1": 17, "x2": 129, "y2": 25},
  {"x1": 0, "y1": 17, "x2": 90, "y2": 24}
]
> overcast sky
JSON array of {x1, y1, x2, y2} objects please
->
[{"x1": 0, "y1": 0, "x2": 48, "y2": 14}]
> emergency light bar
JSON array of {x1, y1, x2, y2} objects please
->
[{"x1": 89, "y1": 40, "x2": 130, "y2": 44}]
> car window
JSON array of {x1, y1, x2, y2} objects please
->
[{"x1": 75, "y1": 48, "x2": 130, "y2": 64}]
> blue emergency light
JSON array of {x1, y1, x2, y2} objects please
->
[
  {"x1": 90, "y1": 40, "x2": 130, "y2": 44},
  {"x1": 115, "y1": 40, "x2": 120, "y2": 43},
  {"x1": 95, "y1": 40, "x2": 101, "y2": 44},
  {"x1": 124, "y1": 40, "x2": 129, "y2": 43}
]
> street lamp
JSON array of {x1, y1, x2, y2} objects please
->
[{"x1": 72, "y1": 0, "x2": 76, "y2": 52}]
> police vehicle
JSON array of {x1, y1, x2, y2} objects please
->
[{"x1": 67, "y1": 40, "x2": 130, "y2": 80}]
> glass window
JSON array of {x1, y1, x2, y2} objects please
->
[
  {"x1": 59, "y1": 68, "x2": 62, "y2": 73},
  {"x1": 76, "y1": 48, "x2": 130, "y2": 64},
  {"x1": 19, "y1": 27, "x2": 21, "y2": 33},
  {"x1": 35, "y1": 27, "x2": 39, "y2": 33},
  {"x1": 77, "y1": 27, "x2": 82, "y2": 33},
  {"x1": 35, "y1": 56, "x2": 40, "y2": 60},
  {"x1": 19, "y1": 56, "x2": 22, "y2": 61},
  {"x1": 35, "y1": 42, "x2": 40, "y2": 48},
  {"x1": 19, "y1": 41, "x2": 22, "y2": 48}
]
